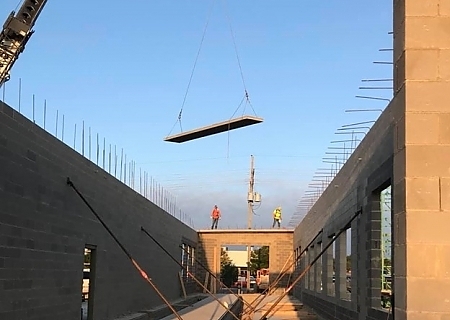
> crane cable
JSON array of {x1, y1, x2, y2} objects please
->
[
  {"x1": 222, "y1": 0, "x2": 258, "y2": 160},
  {"x1": 222, "y1": 0, "x2": 257, "y2": 118},
  {"x1": 168, "y1": 0, "x2": 257, "y2": 138},
  {"x1": 167, "y1": 0, "x2": 217, "y2": 137}
]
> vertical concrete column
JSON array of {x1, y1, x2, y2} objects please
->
[
  {"x1": 368, "y1": 195, "x2": 382, "y2": 308},
  {"x1": 335, "y1": 232, "x2": 347, "y2": 300},
  {"x1": 314, "y1": 242, "x2": 322, "y2": 292},
  {"x1": 213, "y1": 245, "x2": 218, "y2": 294},
  {"x1": 292, "y1": 248, "x2": 298, "y2": 296},
  {"x1": 322, "y1": 237, "x2": 334, "y2": 296},
  {"x1": 393, "y1": 0, "x2": 450, "y2": 318},
  {"x1": 350, "y1": 222, "x2": 358, "y2": 307},
  {"x1": 304, "y1": 248, "x2": 310, "y2": 290},
  {"x1": 309, "y1": 247, "x2": 314, "y2": 290}
]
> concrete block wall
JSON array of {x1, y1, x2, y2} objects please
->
[
  {"x1": 292, "y1": 93, "x2": 396, "y2": 320},
  {"x1": 294, "y1": 98, "x2": 396, "y2": 249},
  {"x1": 197, "y1": 230, "x2": 293, "y2": 292},
  {"x1": 0, "y1": 101, "x2": 199, "y2": 320},
  {"x1": 392, "y1": 0, "x2": 450, "y2": 318},
  {"x1": 294, "y1": 1, "x2": 450, "y2": 319}
]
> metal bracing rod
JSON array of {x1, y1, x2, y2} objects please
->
[
  {"x1": 328, "y1": 147, "x2": 351, "y2": 150},
  {"x1": 358, "y1": 86, "x2": 393, "y2": 90},
  {"x1": 259, "y1": 208, "x2": 363, "y2": 320},
  {"x1": 66, "y1": 178, "x2": 184, "y2": 320},
  {"x1": 141, "y1": 227, "x2": 246, "y2": 320},
  {"x1": 140, "y1": 227, "x2": 241, "y2": 320},
  {"x1": 361, "y1": 78, "x2": 393, "y2": 82},
  {"x1": 334, "y1": 131, "x2": 367, "y2": 138},
  {"x1": 337, "y1": 126, "x2": 371, "y2": 131},
  {"x1": 345, "y1": 109, "x2": 382, "y2": 113},
  {"x1": 177, "y1": 244, "x2": 251, "y2": 311},
  {"x1": 355, "y1": 95, "x2": 390, "y2": 102},
  {"x1": 330, "y1": 139, "x2": 360, "y2": 144},
  {"x1": 243, "y1": 229, "x2": 325, "y2": 315},
  {"x1": 242, "y1": 251, "x2": 295, "y2": 314},
  {"x1": 341, "y1": 121, "x2": 375, "y2": 127}
]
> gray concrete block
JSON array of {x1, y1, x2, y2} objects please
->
[{"x1": 0, "y1": 102, "x2": 200, "y2": 319}]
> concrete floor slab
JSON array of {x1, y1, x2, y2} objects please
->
[
  {"x1": 160, "y1": 294, "x2": 237, "y2": 320},
  {"x1": 241, "y1": 294, "x2": 317, "y2": 320},
  {"x1": 164, "y1": 115, "x2": 263, "y2": 143}
]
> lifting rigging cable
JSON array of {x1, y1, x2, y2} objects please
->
[{"x1": 164, "y1": 0, "x2": 263, "y2": 144}]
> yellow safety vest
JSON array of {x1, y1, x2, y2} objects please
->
[{"x1": 273, "y1": 209, "x2": 281, "y2": 219}]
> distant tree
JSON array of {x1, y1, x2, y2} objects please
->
[
  {"x1": 221, "y1": 248, "x2": 232, "y2": 266},
  {"x1": 221, "y1": 248, "x2": 238, "y2": 287},
  {"x1": 249, "y1": 246, "x2": 269, "y2": 273}
]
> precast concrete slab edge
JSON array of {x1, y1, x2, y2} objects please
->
[
  {"x1": 218, "y1": 295, "x2": 244, "y2": 320},
  {"x1": 159, "y1": 294, "x2": 238, "y2": 320},
  {"x1": 113, "y1": 313, "x2": 148, "y2": 320},
  {"x1": 140, "y1": 294, "x2": 208, "y2": 319}
]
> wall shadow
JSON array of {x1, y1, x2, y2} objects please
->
[{"x1": 0, "y1": 101, "x2": 203, "y2": 319}]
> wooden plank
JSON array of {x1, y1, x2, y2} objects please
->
[{"x1": 164, "y1": 115, "x2": 263, "y2": 143}]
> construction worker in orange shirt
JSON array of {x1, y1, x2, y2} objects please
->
[{"x1": 211, "y1": 205, "x2": 221, "y2": 229}]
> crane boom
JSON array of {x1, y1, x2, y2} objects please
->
[{"x1": 0, "y1": 0, "x2": 47, "y2": 87}]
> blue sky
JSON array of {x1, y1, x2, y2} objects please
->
[{"x1": 1, "y1": 0, "x2": 393, "y2": 229}]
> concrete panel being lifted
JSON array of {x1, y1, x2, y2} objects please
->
[{"x1": 164, "y1": 115, "x2": 263, "y2": 143}]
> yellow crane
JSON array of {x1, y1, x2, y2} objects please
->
[{"x1": 0, "y1": 0, "x2": 47, "y2": 87}]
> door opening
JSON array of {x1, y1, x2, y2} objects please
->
[{"x1": 81, "y1": 245, "x2": 96, "y2": 320}]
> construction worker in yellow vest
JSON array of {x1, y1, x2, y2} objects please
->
[{"x1": 272, "y1": 206, "x2": 282, "y2": 228}]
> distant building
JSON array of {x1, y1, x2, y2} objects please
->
[{"x1": 222, "y1": 246, "x2": 254, "y2": 268}]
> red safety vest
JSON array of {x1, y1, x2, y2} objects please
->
[{"x1": 211, "y1": 208, "x2": 220, "y2": 218}]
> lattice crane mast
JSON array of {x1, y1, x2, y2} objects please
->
[{"x1": 0, "y1": 0, "x2": 47, "y2": 87}]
